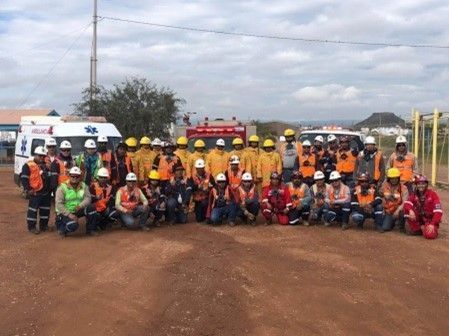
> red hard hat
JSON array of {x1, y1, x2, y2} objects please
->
[{"x1": 414, "y1": 174, "x2": 429, "y2": 184}]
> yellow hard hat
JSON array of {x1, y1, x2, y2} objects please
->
[
  {"x1": 125, "y1": 137, "x2": 138, "y2": 147},
  {"x1": 148, "y1": 170, "x2": 161, "y2": 180},
  {"x1": 387, "y1": 168, "x2": 401, "y2": 179},
  {"x1": 263, "y1": 139, "x2": 275, "y2": 148},
  {"x1": 248, "y1": 135, "x2": 259, "y2": 143},
  {"x1": 232, "y1": 137, "x2": 244, "y2": 146},
  {"x1": 140, "y1": 136, "x2": 151, "y2": 145},
  {"x1": 194, "y1": 139, "x2": 205, "y2": 148},
  {"x1": 284, "y1": 129, "x2": 295, "y2": 137},
  {"x1": 177, "y1": 136, "x2": 188, "y2": 146}
]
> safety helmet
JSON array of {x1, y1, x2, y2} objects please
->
[
  {"x1": 284, "y1": 129, "x2": 295, "y2": 137},
  {"x1": 248, "y1": 135, "x2": 260, "y2": 143},
  {"x1": 125, "y1": 172, "x2": 137, "y2": 182},
  {"x1": 302, "y1": 140, "x2": 312, "y2": 147},
  {"x1": 148, "y1": 170, "x2": 161, "y2": 180},
  {"x1": 97, "y1": 135, "x2": 108, "y2": 143},
  {"x1": 194, "y1": 159, "x2": 206, "y2": 169},
  {"x1": 327, "y1": 134, "x2": 337, "y2": 142},
  {"x1": 163, "y1": 141, "x2": 174, "y2": 148},
  {"x1": 329, "y1": 171, "x2": 342, "y2": 181},
  {"x1": 69, "y1": 166, "x2": 82, "y2": 176},
  {"x1": 263, "y1": 139, "x2": 275, "y2": 148},
  {"x1": 194, "y1": 139, "x2": 206, "y2": 148},
  {"x1": 313, "y1": 171, "x2": 325, "y2": 180},
  {"x1": 216, "y1": 138, "x2": 225, "y2": 147},
  {"x1": 387, "y1": 168, "x2": 401, "y2": 179},
  {"x1": 152, "y1": 138, "x2": 162, "y2": 147},
  {"x1": 279, "y1": 136, "x2": 286, "y2": 142},
  {"x1": 242, "y1": 172, "x2": 253, "y2": 181},
  {"x1": 97, "y1": 168, "x2": 110, "y2": 178},
  {"x1": 314, "y1": 135, "x2": 324, "y2": 143},
  {"x1": 177, "y1": 136, "x2": 188, "y2": 146},
  {"x1": 125, "y1": 137, "x2": 138, "y2": 147},
  {"x1": 216, "y1": 173, "x2": 226, "y2": 182},
  {"x1": 140, "y1": 136, "x2": 151, "y2": 145},
  {"x1": 364, "y1": 136, "x2": 376, "y2": 145},
  {"x1": 291, "y1": 171, "x2": 303, "y2": 180},
  {"x1": 357, "y1": 172, "x2": 370, "y2": 181},
  {"x1": 270, "y1": 172, "x2": 281, "y2": 180},
  {"x1": 34, "y1": 146, "x2": 47, "y2": 156},
  {"x1": 59, "y1": 140, "x2": 72, "y2": 149},
  {"x1": 45, "y1": 138, "x2": 57, "y2": 147},
  {"x1": 232, "y1": 137, "x2": 244, "y2": 146},
  {"x1": 229, "y1": 155, "x2": 240, "y2": 165},
  {"x1": 396, "y1": 135, "x2": 407, "y2": 144},
  {"x1": 84, "y1": 139, "x2": 96, "y2": 149},
  {"x1": 414, "y1": 174, "x2": 428, "y2": 184}
]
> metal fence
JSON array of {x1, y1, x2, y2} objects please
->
[{"x1": 411, "y1": 108, "x2": 449, "y2": 186}]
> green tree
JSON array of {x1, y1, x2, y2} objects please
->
[{"x1": 73, "y1": 77, "x2": 185, "y2": 139}]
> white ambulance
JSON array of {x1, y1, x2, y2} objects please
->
[{"x1": 14, "y1": 115, "x2": 122, "y2": 185}]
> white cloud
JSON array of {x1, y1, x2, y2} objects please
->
[{"x1": 292, "y1": 84, "x2": 361, "y2": 102}]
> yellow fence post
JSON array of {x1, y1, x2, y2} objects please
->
[
  {"x1": 431, "y1": 108, "x2": 439, "y2": 186},
  {"x1": 414, "y1": 109, "x2": 419, "y2": 159}
]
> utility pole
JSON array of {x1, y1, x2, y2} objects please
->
[{"x1": 89, "y1": 0, "x2": 98, "y2": 114}]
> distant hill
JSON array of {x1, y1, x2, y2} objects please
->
[{"x1": 354, "y1": 112, "x2": 406, "y2": 129}]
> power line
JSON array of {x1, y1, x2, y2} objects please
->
[
  {"x1": 16, "y1": 22, "x2": 92, "y2": 109},
  {"x1": 99, "y1": 15, "x2": 449, "y2": 50}
]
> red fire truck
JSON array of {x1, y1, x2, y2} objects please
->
[{"x1": 174, "y1": 117, "x2": 257, "y2": 151}]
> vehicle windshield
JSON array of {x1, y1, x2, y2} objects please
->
[
  {"x1": 187, "y1": 137, "x2": 235, "y2": 152},
  {"x1": 55, "y1": 137, "x2": 122, "y2": 156},
  {"x1": 298, "y1": 133, "x2": 364, "y2": 151}
]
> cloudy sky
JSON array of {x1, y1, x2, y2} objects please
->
[{"x1": 1, "y1": 0, "x2": 449, "y2": 121}]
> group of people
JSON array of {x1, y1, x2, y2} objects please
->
[{"x1": 21, "y1": 129, "x2": 443, "y2": 239}]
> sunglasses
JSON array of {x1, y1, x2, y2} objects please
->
[
  {"x1": 69, "y1": 175, "x2": 80, "y2": 178},
  {"x1": 61, "y1": 149, "x2": 71, "y2": 152}
]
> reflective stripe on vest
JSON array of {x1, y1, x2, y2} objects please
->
[
  {"x1": 227, "y1": 168, "x2": 243, "y2": 190},
  {"x1": 382, "y1": 182, "x2": 403, "y2": 214},
  {"x1": 390, "y1": 152, "x2": 414, "y2": 182},
  {"x1": 288, "y1": 183, "x2": 306, "y2": 207},
  {"x1": 92, "y1": 182, "x2": 112, "y2": 212},
  {"x1": 59, "y1": 182, "x2": 86, "y2": 214},
  {"x1": 238, "y1": 186, "x2": 255, "y2": 205},
  {"x1": 355, "y1": 185, "x2": 375, "y2": 207},
  {"x1": 119, "y1": 186, "x2": 141, "y2": 211}
]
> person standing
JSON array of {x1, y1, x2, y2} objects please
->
[
  {"x1": 186, "y1": 139, "x2": 207, "y2": 178},
  {"x1": 97, "y1": 135, "x2": 117, "y2": 178},
  {"x1": 113, "y1": 142, "x2": 133, "y2": 187},
  {"x1": 257, "y1": 139, "x2": 282, "y2": 188},
  {"x1": 387, "y1": 135, "x2": 417, "y2": 192},
  {"x1": 353, "y1": 136, "x2": 385, "y2": 187},
  {"x1": 206, "y1": 138, "x2": 230, "y2": 178},
  {"x1": 50, "y1": 140, "x2": 75, "y2": 191},
  {"x1": 135, "y1": 136, "x2": 154, "y2": 184},
  {"x1": 174, "y1": 136, "x2": 190, "y2": 169},
  {"x1": 75, "y1": 139, "x2": 103, "y2": 186},
  {"x1": 279, "y1": 129, "x2": 300, "y2": 183},
  {"x1": 336, "y1": 136, "x2": 358, "y2": 188},
  {"x1": 21, "y1": 146, "x2": 51, "y2": 234}
]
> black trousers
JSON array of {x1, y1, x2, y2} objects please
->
[
  {"x1": 26, "y1": 193, "x2": 51, "y2": 231},
  {"x1": 56, "y1": 205, "x2": 98, "y2": 234}
]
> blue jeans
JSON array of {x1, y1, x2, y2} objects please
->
[
  {"x1": 324, "y1": 202, "x2": 351, "y2": 225},
  {"x1": 351, "y1": 204, "x2": 384, "y2": 228},
  {"x1": 166, "y1": 197, "x2": 188, "y2": 224},
  {"x1": 310, "y1": 204, "x2": 328, "y2": 223},
  {"x1": 382, "y1": 212, "x2": 405, "y2": 231},
  {"x1": 210, "y1": 203, "x2": 237, "y2": 224},
  {"x1": 119, "y1": 205, "x2": 149, "y2": 228}
]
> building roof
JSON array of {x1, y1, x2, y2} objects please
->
[{"x1": 0, "y1": 109, "x2": 59, "y2": 125}]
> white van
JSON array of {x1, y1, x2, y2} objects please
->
[{"x1": 14, "y1": 115, "x2": 122, "y2": 185}]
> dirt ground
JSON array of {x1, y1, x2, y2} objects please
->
[{"x1": 1, "y1": 168, "x2": 448, "y2": 336}]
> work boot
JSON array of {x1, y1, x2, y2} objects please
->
[
  {"x1": 341, "y1": 223, "x2": 350, "y2": 230},
  {"x1": 229, "y1": 221, "x2": 236, "y2": 227},
  {"x1": 142, "y1": 226, "x2": 151, "y2": 231},
  {"x1": 30, "y1": 228, "x2": 40, "y2": 235},
  {"x1": 324, "y1": 221, "x2": 331, "y2": 227},
  {"x1": 303, "y1": 220, "x2": 310, "y2": 226}
]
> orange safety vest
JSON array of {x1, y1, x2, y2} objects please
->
[
  {"x1": 92, "y1": 181, "x2": 112, "y2": 212},
  {"x1": 390, "y1": 152, "x2": 415, "y2": 182},
  {"x1": 227, "y1": 167, "x2": 243, "y2": 190},
  {"x1": 27, "y1": 161, "x2": 44, "y2": 192},
  {"x1": 237, "y1": 185, "x2": 256, "y2": 206},
  {"x1": 336, "y1": 149, "x2": 357, "y2": 174},
  {"x1": 114, "y1": 154, "x2": 132, "y2": 180},
  {"x1": 381, "y1": 182, "x2": 404, "y2": 215},
  {"x1": 158, "y1": 155, "x2": 179, "y2": 181},
  {"x1": 55, "y1": 158, "x2": 71, "y2": 185},
  {"x1": 354, "y1": 185, "x2": 375, "y2": 207},
  {"x1": 192, "y1": 173, "x2": 211, "y2": 201},
  {"x1": 358, "y1": 151, "x2": 383, "y2": 181},
  {"x1": 210, "y1": 186, "x2": 231, "y2": 209},
  {"x1": 287, "y1": 183, "x2": 306, "y2": 207},
  {"x1": 119, "y1": 186, "x2": 141, "y2": 211},
  {"x1": 100, "y1": 150, "x2": 113, "y2": 174},
  {"x1": 299, "y1": 153, "x2": 316, "y2": 178},
  {"x1": 329, "y1": 184, "x2": 350, "y2": 203}
]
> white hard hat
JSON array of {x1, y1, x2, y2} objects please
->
[
  {"x1": 302, "y1": 140, "x2": 312, "y2": 147},
  {"x1": 313, "y1": 171, "x2": 325, "y2": 180},
  {"x1": 279, "y1": 136, "x2": 286, "y2": 142},
  {"x1": 327, "y1": 134, "x2": 337, "y2": 142},
  {"x1": 194, "y1": 159, "x2": 206, "y2": 169},
  {"x1": 125, "y1": 172, "x2": 137, "y2": 181},
  {"x1": 60, "y1": 140, "x2": 72, "y2": 149},
  {"x1": 151, "y1": 138, "x2": 162, "y2": 146},
  {"x1": 34, "y1": 146, "x2": 47, "y2": 156},
  {"x1": 329, "y1": 171, "x2": 342, "y2": 181},
  {"x1": 364, "y1": 136, "x2": 376, "y2": 145},
  {"x1": 45, "y1": 138, "x2": 57, "y2": 147},
  {"x1": 229, "y1": 155, "x2": 240, "y2": 164},
  {"x1": 97, "y1": 167, "x2": 110, "y2": 178},
  {"x1": 242, "y1": 172, "x2": 253, "y2": 181},
  {"x1": 69, "y1": 167, "x2": 82, "y2": 176},
  {"x1": 84, "y1": 139, "x2": 96, "y2": 149},
  {"x1": 216, "y1": 173, "x2": 226, "y2": 182},
  {"x1": 97, "y1": 135, "x2": 108, "y2": 143},
  {"x1": 314, "y1": 135, "x2": 324, "y2": 143},
  {"x1": 396, "y1": 135, "x2": 407, "y2": 144},
  {"x1": 216, "y1": 138, "x2": 225, "y2": 147}
]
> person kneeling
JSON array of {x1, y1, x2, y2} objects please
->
[
  {"x1": 261, "y1": 172, "x2": 292, "y2": 225},
  {"x1": 90, "y1": 168, "x2": 119, "y2": 230},
  {"x1": 141, "y1": 170, "x2": 166, "y2": 226},
  {"x1": 323, "y1": 171, "x2": 351, "y2": 230},
  {"x1": 236, "y1": 173, "x2": 259, "y2": 225},
  {"x1": 287, "y1": 171, "x2": 312, "y2": 225},
  {"x1": 208, "y1": 173, "x2": 236, "y2": 226},
  {"x1": 165, "y1": 165, "x2": 192, "y2": 225},
  {"x1": 115, "y1": 173, "x2": 150, "y2": 231},
  {"x1": 55, "y1": 167, "x2": 98, "y2": 237}
]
